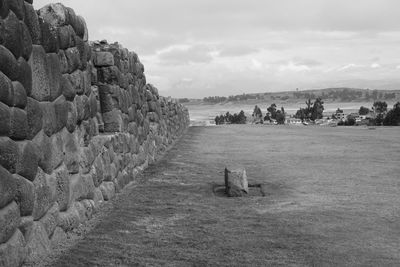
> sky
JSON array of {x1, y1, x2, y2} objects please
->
[{"x1": 33, "y1": 0, "x2": 400, "y2": 98}]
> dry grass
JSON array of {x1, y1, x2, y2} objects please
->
[{"x1": 48, "y1": 125, "x2": 400, "y2": 266}]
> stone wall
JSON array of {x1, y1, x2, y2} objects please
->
[{"x1": 0, "y1": 2, "x2": 189, "y2": 266}]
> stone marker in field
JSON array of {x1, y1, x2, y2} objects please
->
[{"x1": 224, "y1": 167, "x2": 248, "y2": 197}]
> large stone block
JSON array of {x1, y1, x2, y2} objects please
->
[
  {"x1": 13, "y1": 174, "x2": 34, "y2": 216},
  {"x1": 32, "y1": 168, "x2": 56, "y2": 220},
  {"x1": 60, "y1": 74, "x2": 75, "y2": 101},
  {"x1": 54, "y1": 95, "x2": 68, "y2": 132},
  {"x1": 74, "y1": 94, "x2": 83, "y2": 123},
  {"x1": 97, "y1": 66, "x2": 121, "y2": 85},
  {"x1": 45, "y1": 52, "x2": 62, "y2": 101},
  {"x1": 0, "y1": 229, "x2": 27, "y2": 267},
  {"x1": 29, "y1": 45, "x2": 50, "y2": 101},
  {"x1": 20, "y1": 20, "x2": 32, "y2": 61},
  {"x1": 88, "y1": 91, "x2": 97, "y2": 118},
  {"x1": 8, "y1": 0, "x2": 24, "y2": 20},
  {"x1": 32, "y1": 130, "x2": 59, "y2": 174},
  {"x1": 99, "y1": 181, "x2": 115, "y2": 201},
  {"x1": 25, "y1": 97, "x2": 42, "y2": 140},
  {"x1": 81, "y1": 69, "x2": 91, "y2": 95},
  {"x1": 58, "y1": 205, "x2": 80, "y2": 232},
  {"x1": 37, "y1": 3, "x2": 68, "y2": 28},
  {"x1": 74, "y1": 35, "x2": 87, "y2": 70},
  {"x1": 79, "y1": 146, "x2": 95, "y2": 174},
  {"x1": 0, "y1": 101, "x2": 10, "y2": 136},
  {"x1": 0, "y1": 0, "x2": 10, "y2": 19},
  {"x1": 103, "y1": 109, "x2": 123, "y2": 132},
  {"x1": 9, "y1": 107, "x2": 28, "y2": 140},
  {"x1": 3, "y1": 11, "x2": 23, "y2": 59},
  {"x1": 58, "y1": 25, "x2": 75, "y2": 50},
  {"x1": 94, "y1": 51, "x2": 114, "y2": 67},
  {"x1": 0, "y1": 45, "x2": 18, "y2": 81},
  {"x1": 11, "y1": 81, "x2": 27, "y2": 109},
  {"x1": 81, "y1": 94, "x2": 90, "y2": 121},
  {"x1": 39, "y1": 203, "x2": 59, "y2": 237},
  {"x1": 23, "y1": 2, "x2": 41, "y2": 45},
  {"x1": 66, "y1": 101, "x2": 77, "y2": 133},
  {"x1": 69, "y1": 172, "x2": 96, "y2": 202},
  {"x1": 15, "y1": 140, "x2": 39, "y2": 181},
  {"x1": 58, "y1": 49, "x2": 68, "y2": 74},
  {"x1": 0, "y1": 166, "x2": 16, "y2": 209},
  {"x1": 61, "y1": 128, "x2": 79, "y2": 174},
  {"x1": 0, "y1": 201, "x2": 20, "y2": 244},
  {"x1": 65, "y1": 47, "x2": 81, "y2": 74},
  {"x1": 40, "y1": 101, "x2": 57, "y2": 136},
  {"x1": 38, "y1": 17, "x2": 58, "y2": 53},
  {"x1": 0, "y1": 137, "x2": 18, "y2": 173},
  {"x1": 50, "y1": 227, "x2": 66, "y2": 249},
  {"x1": 0, "y1": 70, "x2": 13, "y2": 106},
  {"x1": 24, "y1": 221, "x2": 51, "y2": 263},
  {"x1": 53, "y1": 164, "x2": 70, "y2": 211},
  {"x1": 17, "y1": 57, "x2": 32, "y2": 97},
  {"x1": 68, "y1": 69, "x2": 82, "y2": 95}
]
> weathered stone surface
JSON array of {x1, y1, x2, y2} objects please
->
[
  {"x1": 81, "y1": 69, "x2": 91, "y2": 95},
  {"x1": 20, "y1": 20, "x2": 32, "y2": 60},
  {"x1": 29, "y1": 45, "x2": 50, "y2": 101},
  {"x1": 0, "y1": 201, "x2": 20, "y2": 244},
  {"x1": 25, "y1": 97, "x2": 42, "y2": 140},
  {"x1": 46, "y1": 52, "x2": 62, "y2": 101},
  {"x1": 53, "y1": 164, "x2": 70, "y2": 211},
  {"x1": 0, "y1": 101, "x2": 10, "y2": 136},
  {"x1": 74, "y1": 94, "x2": 83, "y2": 123},
  {"x1": 97, "y1": 66, "x2": 121, "y2": 85},
  {"x1": 81, "y1": 94, "x2": 90, "y2": 120},
  {"x1": 58, "y1": 204, "x2": 80, "y2": 232},
  {"x1": 50, "y1": 227, "x2": 67, "y2": 248},
  {"x1": 40, "y1": 101, "x2": 57, "y2": 136},
  {"x1": 38, "y1": 3, "x2": 68, "y2": 28},
  {"x1": 94, "y1": 51, "x2": 114, "y2": 67},
  {"x1": 0, "y1": 137, "x2": 18, "y2": 174},
  {"x1": 74, "y1": 35, "x2": 87, "y2": 70},
  {"x1": 54, "y1": 95, "x2": 68, "y2": 132},
  {"x1": 0, "y1": 70, "x2": 13, "y2": 106},
  {"x1": 0, "y1": 45, "x2": 18, "y2": 81},
  {"x1": 60, "y1": 73, "x2": 75, "y2": 100},
  {"x1": 81, "y1": 199, "x2": 95, "y2": 220},
  {"x1": 9, "y1": 107, "x2": 28, "y2": 140},
  {"x1": 93, "y1": 187, "x2": 103, "y2": 208},
  {"x1": 0, "y1": 166, "x2": 16, "y2": 209},
  {"x1": 0, "y1": 229, "x2": 27, "y2": 267},
  {"x1": 3, "y1": 11, "x2": 23, "y2": 59},
  {"x1": 38, "y1": 17, "x2": 59, "y2": 53},
  {"x1": 58, "y1": 25, "x2": 75, "y2": 50},
  {"x1": 68, "y1": 69, "x2": 82, "y2": 95},
  {"x1": 224, "y1": 168, "x2": 248, "y2": 197},
  {"x1": 32, "y1": 168, "x2": 55, "y2": 220},
  {"x1": 99, "y1": 181, "x2": 115, "y2": 201},
  {"x1": 103, "y1": 109, "x2": 123, "y2": 132},
  {"x1": 65, "y1": 47, "x2": 80, "y2": 73},
  {"x1": 23, "y1": 2, "x2": 41, "y2": 45},
  {"x1": 24, "y1": 221, "x2": 51, "y2": 262},
  {"x1": 92, "y1": 156, "x2": 104, "y2": 187},
  {"x1": 17, "y1": 57, "x2": 32, "y2": 97},
  {"x1": 15, "y1": 140, "x2": 39, "y2": 181},
  {"x1": 66, "y1": 101, "x2": 77, "y2": 133},
  {"x1": 69, "y1": 172, "x2": 95, "y2": 202},
  {"x1": 0, "y1": 0, "x2": 10, "y2": 19},
  {"x1": 58, "y1": 49, "x2": 68, "y2": 74},
  {"x1": 39, "y1": 203, "x2": 59, "y2": 237},
  {"x1": 13, "y1": 174, "x2": 34, "y2": 216},
  {"x1": 8, "y1": 0, "x2": 24, "y2": 20},
  {"x1": 77, "y1": 15, "x2": 88, "y2": 41}
]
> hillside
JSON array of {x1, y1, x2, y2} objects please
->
[{"x1": 182, "y1": 88, "x2": 400, "y2": 105}]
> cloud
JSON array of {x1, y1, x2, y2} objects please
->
[
  {"x1": 371, "y1": 63, "x2": 381, "y2": 68},
  {"x1": 157, "y1": 45, "x2": 214, "y2": 65},
  {"x1": 218, "y1": 45, "x2": 260, "y2": 57}
]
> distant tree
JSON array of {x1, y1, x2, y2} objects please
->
[
  {"x1": 336, "y1": 108, "x2": 344, "y2": 114},
  {"x1": 252, "y1": 105, "x2": 263, "y2": 122},
  {"x1": 383, "y1": 102, "x2": 400, "y2": 126},
  {"x1": 365, "y1": 91, "x2": 370, "y2": 101},
  {"x1": 372, "y1": 101, "x2": 388, "y2": 125},
  {"x1": 275, "y1": 110, "x2": 286, "y2": 124},
  {"x1": 358, "y1": 106, "x2": 370, "y2": 115},
  {"x1": 294, "y1": 108, "x2": 307, "y2": 121},
  {"x1": 371, "y1": 90, "x2": 378, "y2": 101},
  {"x1": 311, "y1": 97, "x2": 324, "y2": 120},
  {"x1": 267, "y1": 103, "x2": 277, "y2": 119}
]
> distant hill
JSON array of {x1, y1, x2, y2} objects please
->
[{"x1": 183, "y1": 88, "x2": 400, "y2": 104}]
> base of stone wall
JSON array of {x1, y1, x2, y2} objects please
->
[{"x1": 19, "y1": 127, "x2": 188, "y2": 266}]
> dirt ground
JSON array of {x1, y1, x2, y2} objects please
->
[{"x1": 43, "y1": 125, "x2": 400, "y2": 266}]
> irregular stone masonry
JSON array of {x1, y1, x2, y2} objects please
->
[{"x1": 0, "y1": 1, "x2": 189, "y2": 266}]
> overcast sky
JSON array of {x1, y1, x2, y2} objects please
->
[{"x1": 34, "y1": 0, "x2": 400, "y2": 98}]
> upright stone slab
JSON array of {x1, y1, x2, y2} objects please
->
[{"x1": 224, "y1": 168, "x2": 248, "y2": 197}]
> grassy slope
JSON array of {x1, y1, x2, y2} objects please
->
[{"x1": 49, "y1": 126, "x2": 400, "y2": 266}]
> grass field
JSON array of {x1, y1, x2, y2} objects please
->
[{"x1": 47, "y1": 125, "x2": 400, "y2": 266}]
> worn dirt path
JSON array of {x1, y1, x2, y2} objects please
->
[{"x1": 46, "y1": 125, "x2": 400, "y2": 266}]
